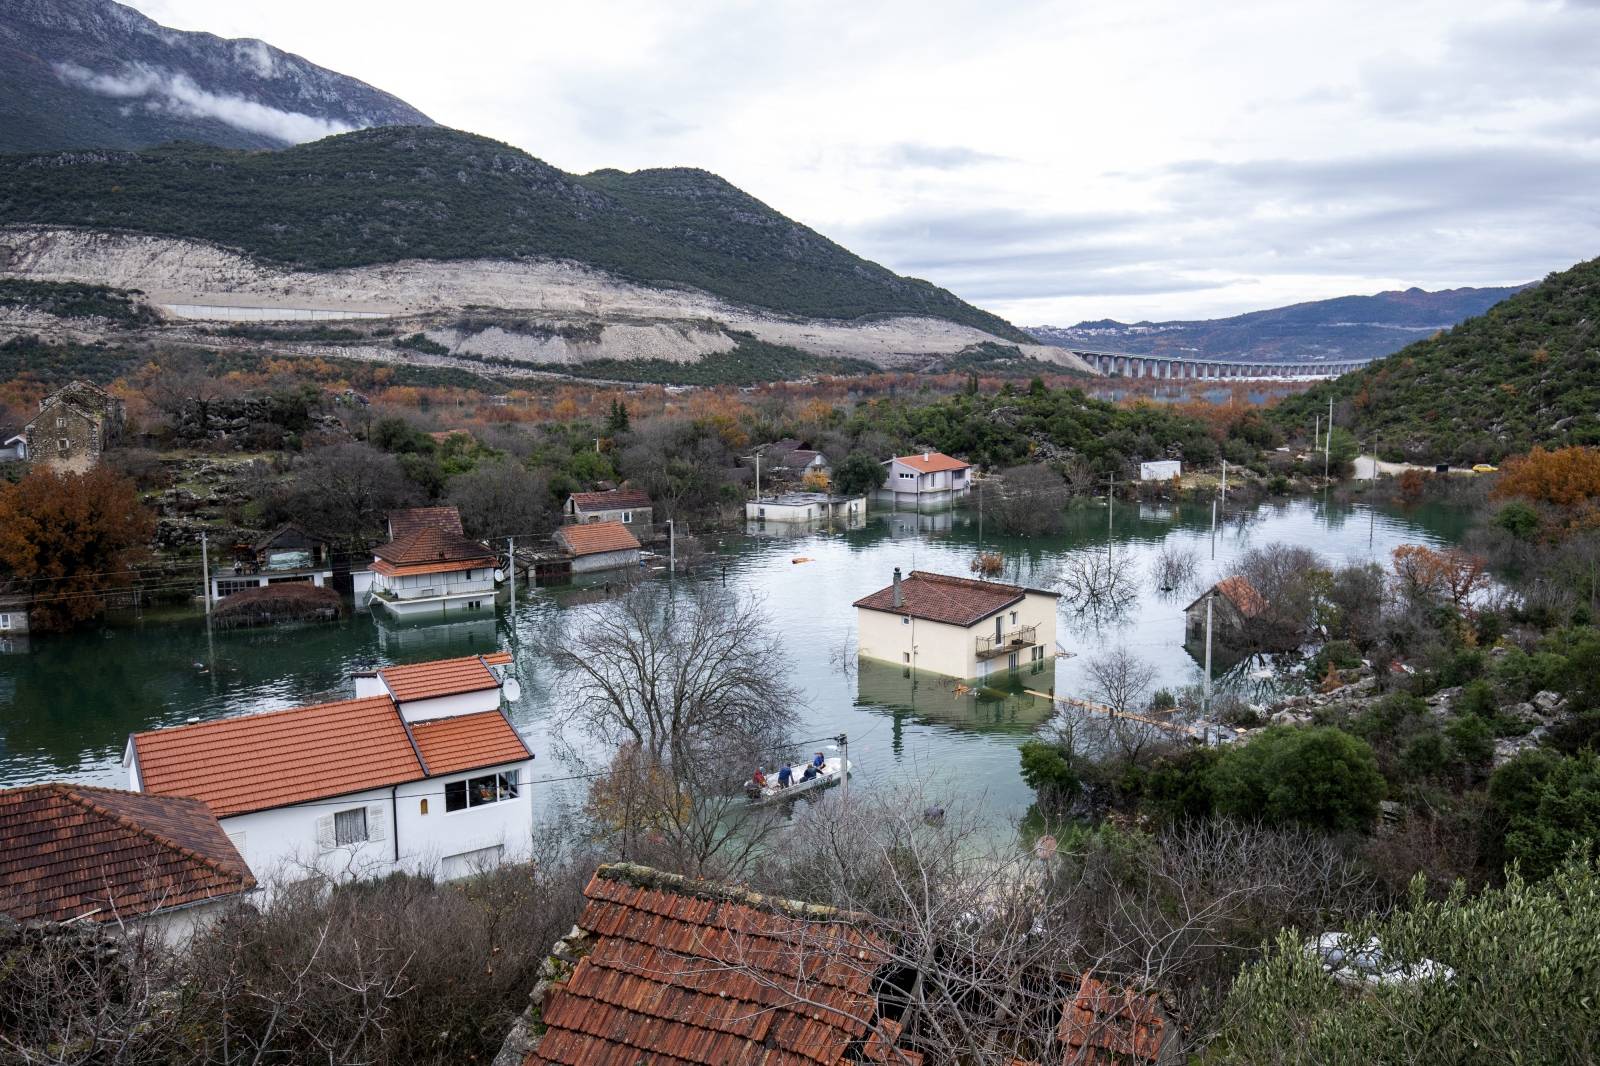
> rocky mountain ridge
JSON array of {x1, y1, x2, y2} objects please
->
[{"x1": 0, "y1": 0, "x2": 433, "y2": 152}]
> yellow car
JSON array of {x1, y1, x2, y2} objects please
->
[{"x1": 1472, "y1": 463, "x2": 1499, "y2": 474}]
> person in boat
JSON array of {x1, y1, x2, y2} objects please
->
[
  {"x1": 800, "y1": 762, "x2": 818, "y2": 782},
  {"x1": 752, "y1": 767, "x2": 767, "y2": 789},
  {"x1": 776, "y1": 763, "x2": 793, "y2": 789},
  {"x1": 812, "y1": 751, "x2": 827, "y2": 771}
]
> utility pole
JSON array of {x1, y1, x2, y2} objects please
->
[
  {"x1": 667, "y1": 519, "x2": 676, "y2": 575},
  {"x1": 1210, "y1": 497, "x2": 1218, "y2": 560},
  {"x1": 836, "y1": 733, "x2": 849, "y2": 804},
  {"x1": 1324, "y1": 395, "x2": 1333, "y2": 480},
  {"x1": 1221, "y1": 459, "x2": 1228, "y2": 504},
  {"x1": 1106, "y1": 474, "x2": 1115, "y2": 560},
  {"x1": 1203, "y1": 590, "x2": 1214, "y2": 718},
  {"x1": 742, "y1": 452, "x2": 763, "y2": 500},
  {"x1": 200, "y1": 531, "x2": 211, "y2": 616},
  {"x1": 1314, "y1": 414, "x2": 1320, "y2": 454},
  {"x1": 506, "y1": 536, "x2": 516, "y2": 617}
]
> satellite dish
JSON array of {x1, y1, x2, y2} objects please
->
[
  {"x1": 502, "y1": 677, "x2": 522, "y2": 702},
  {"x1": 494, "y1": 568, "x2": 506, "y2": 583}
]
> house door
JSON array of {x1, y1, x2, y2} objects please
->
[{"x1": 995, "y1": 616, "x2": 1003, "y2": 642}]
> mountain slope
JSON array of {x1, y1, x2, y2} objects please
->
[
  {"x1": 0, "y1": 126, "x2": 1027, "y2": 336},
  {"x1": 1275, "y1": 258, "x2": 1600, "y2": 464},
  {"x1": 0, "y1": 0, "x2": 433, "y2": 153},
  {"x1": 1030, "y1": 285, "x2": 1525, "y2": 363}
]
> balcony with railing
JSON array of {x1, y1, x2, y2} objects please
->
[{"x1": 976, "y1": 624, "x2": 1038, "y2": 660}]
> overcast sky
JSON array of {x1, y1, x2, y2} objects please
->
[{"x1": 126, "y1": 0, "x2": 1600, "y2": 325}]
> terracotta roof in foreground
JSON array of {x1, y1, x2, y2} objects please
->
[
  {"x1": 0, "y1": 784, "x2": 254, "y2": 923},
  {"x1": 1056, "y1": 976, "x2": 1176, "y2": 1065},
  {"x1": 379, "y1": 651, "x2": 511, "y2": 703},
  {"x1": 131, "y1": 697, "x2": 424, "y2": 817},
  {"x1": 525, "y1": 863, "x2": 910, "y2": 1066},
  {"x1": 890, "y1": 451, "x2": 970, "y2": 474},
  {"x1": 855, "y1": 570, "x2": 1053, "y2": 628},
  {"x1": 555, "y1": 521, "x2": 641, "y2": 557},
  {"x1": 568, "y1": 489, "x2": 652, "y2": 513},
  {"x1": 410, "y1": 711, "x2": 531, "y2": 776},
  {"x1": 388, "y1": 506, "x2": 464, "y2": 540}
]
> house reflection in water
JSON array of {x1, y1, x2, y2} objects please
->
[
  {"x1": 375, "y1": 613, "x2": 501, "y2": 658},
  {"x1": 854, "y1": 658, "x2": 1056, "y2": 756}
]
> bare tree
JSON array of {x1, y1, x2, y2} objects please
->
[
  {"x1": 1053, "y1": 550, "x2": 1139, "y2": 627},
  {"x1": 1150, "y1": 543, "x2": 1200, "y2": 595},
  {"x1": 1085, "y1": 647, "x2": 1158, "y2": 715},
  {"x1": 1232, "y1": 544, "x2": 1331, "y2": 651},
  {"x1": 989, "y1": 464, "x2": 1069, "y2": 536},
  {"x1": 272, "y1": 443, "x2": 417, "y2": 550},
  {"x1": 446, "y1": 457, "x2": 554, "y2": 540}
]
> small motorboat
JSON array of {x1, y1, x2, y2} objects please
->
[{"x1": 744, "y1": 756, "x2": 850, "y2": 804}]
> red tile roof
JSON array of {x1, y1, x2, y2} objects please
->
[
  {"x1": 373, "y1": 524, "x2": 497, "y2": 572},
  {"x1": 525, "y1": 863, "x2": 903, "y2": 1066},
  {"x1": 132, "y1": 696, "x2": 424, "y2": 817},
  {"x1": 0, "y1": 784, "x2": 254, "y2": 923},
  {"x1": 411, "y1": 711, "x2": 531, "y2": 776},
  {"x1": 388, "y1": 506, "x2": 464, "y2": 540},
  {"x1": 1185, "y1": 576, "x2": 1268, "y2": 619},
  {"x1": 855, "y1": 570, "x2": 1053, "y2": 627},
  {"x1": 1055, "y1": 977, "x2": 1175, "y2": 1065},
  {"x1": 891, "y1": 452, "x2": 970, "y2": 474},
  {"x1": 555, "y1": 521, "x2": 641, "y2": 557},
  {"x1": 379, "y1": 651, "x2": 512, "y2": 703},
  {"x1": 568, "y1": 489, "x2": 653, "y2": 513}
]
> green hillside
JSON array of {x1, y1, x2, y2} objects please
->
[
  {"x1": 1275, "y1": 256, "x2": 1600, "y2": 464},
  {"x1": 0, "y1": 126, "x2": 1028, "y2": 340}
]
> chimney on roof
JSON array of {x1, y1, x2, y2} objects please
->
[
  {"x1": 893, "y1": 567, "x2": 903, "y2": 608},
  {"x1": 923, "y1": 451, "x2": 931, "y2": 461}
]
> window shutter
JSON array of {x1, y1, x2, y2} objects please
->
[
  {"x1": 367, "y1": 804, "x2": 388, "y2": 842},
  {"x1": 316, "y1": 814, "x2": 336, "y2": 851}
]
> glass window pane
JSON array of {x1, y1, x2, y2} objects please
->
[
  {"x1": 469, "y1": 774, "x2": 498, "y2": 807},
  {"x1": 445, "y1": 780, "x2": 467, "y2": 812},
  {"x1": 498, "y1": 772, "x2": 519, "y2": 799},
  {"x1": 334, "y1": 807, "x2": 368, "y2": 846}
]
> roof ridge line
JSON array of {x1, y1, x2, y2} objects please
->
[
  {"x1": 56, "y1": 785, "x2": 253, "y2": 886},
  {"x1": 131, "y1": 693, "x2": 397, "y2": 741},
  {"x1": 595, "y1": 862, "x2": 861, "y2": 924},
  {"x1": 396, "y1": 701, "x2": 430, "y2": 777}
]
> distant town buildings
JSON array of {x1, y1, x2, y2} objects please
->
[
  {"x1": 125, "y1": 652, "x2": 532, "y2": 886},
  {"x1": 878, "y1": 451, "x2": 971, "y2": 508},
  {"x1": 854, "y1": 568, "x2": 1059, "y2": 680},
  {"x1": 19, "y1": 380, "x2": 125, "y2": 472}
]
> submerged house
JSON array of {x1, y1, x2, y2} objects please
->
[
  {"x1": 125, "y1": 652, "x2": 533, "y2": 885},
  {"x1": 1183, "y1": 576, "x2": 1267, "y2": 644},
  {"x1": 562, "y1": 489, "x2": 653, "y2": 540},
  {"x1": 0, "y1": 783, "x2": 255, "y2": 942},
  {"x1": 368, "y1": 506, "x2": 499, "y2": 618},
  {"x1": 212, "y1": 524, "x2": 334, "y2": 601},
  {"x1": 854, "y1": 568, "x2": 1060, "y2": 680},
  {"x1": 746, "y1": 491, "x2": 866, "y2": 525},
  {"x1": 553, "y1": 520, "x2": 641, "y2": 574},
  {"x1": 879, "y1": 451, "x2": 972, "y2": 508}
]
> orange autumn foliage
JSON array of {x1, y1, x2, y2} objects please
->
[
  {"x1": 1391, "y1": 544, "x2": 1489, "y2": 611},
  {"x1": 1493, "y1": 446, "x2": 1600, "y2": 508}
]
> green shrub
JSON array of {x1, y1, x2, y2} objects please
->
[
  {"x1": 1494, "y1": 500, "x2": 1541, "y2": 539},
  {"x1": 1210, "y1": 726, "x2": 1386, "y2": 833},
  {"x1": 1488, "y1": 750, "x2": 1600, "y2": 881},
  {"x1": 1018, "y1": 740, "x2": 1080, "y2": 813}
]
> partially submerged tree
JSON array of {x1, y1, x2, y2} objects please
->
[
  {"x1": 0, "y1": 467, "x2": 153, "y2": 631},
  {"x1": 1084, "y1": 647, "x2": 1158, "y2": 716},
  {"x1": 272, "y1": 443, "x2": 416, "y2": 549},
  {"x1": 989, "y1": 464, "x2": 1069, "y2": 536},
  {"x1": 446, "y1": 457, "x2": 554, "y2": 541}
]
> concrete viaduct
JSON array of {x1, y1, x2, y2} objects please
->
[{"x1": 1073, "y1": 350, "x2": 1371, "y2": 380}]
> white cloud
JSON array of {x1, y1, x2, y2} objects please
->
[
  {"x1": 117, "y1": 0, "x2": 1600, "y2": 323},
  {"x1": 54, "y1": 61, "x2": 354, "y2": 144}
]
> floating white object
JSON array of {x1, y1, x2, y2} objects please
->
[{"x1": 502, "y1": 677, "x2": 522, "y2": 702}]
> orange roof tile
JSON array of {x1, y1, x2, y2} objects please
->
[
  {"x1": 0, "y1": 784, "x2": 254, "y2": 923},
  {"x1": 855, "y1": 570, "x2": 1056, "y2": 627},
  {"x1": 1055, "y1": 976, "x2": 1175, "y2": 1066},
  {"x1": 410, "y1": 711, "x2": 531, "y2": 776},
  {"x1": 132, "y1": 697, "x2": 424, "y2": 817},
  {"x1": 374, "y1": 524, "x2": 497, "y2": 569},
  {"x1": 379, "y1": 652, "x2": 510, "y2": 703},
  {"x1": 388, "y1": 506, "x2": 464, "y2": 539},
  {"x1": 525, "y1": 864, "x2": 902, "y2": 1066},
  {"x1": 555, "y1": 521, "x2": 641, "y2": 557},
  {"x1": 892, "y1": 451, "x2": 970, "y2": 474},
  {"x1": 568, "y1": 489, "x2": 652, "y2": 513}
]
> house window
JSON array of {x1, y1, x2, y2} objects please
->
[
  {"x1": 216, "y1": 578, "x2": 256, "y2": 598},
  {"x1": 58, "y1": 438, "x2": 69, "y2": 452},
  {"x1": 620, "y1": 510, "x2": 632, "y2": 523},
  {"x1": 445, "y1": 771, "x2": 520, "y2": 812},
  {"x1": 334, "y1": 807, "x2": 369, "y2": 846},
  {"x1": 1010, "y1": 611, "x2": 1018, "y2": 625},
  {"x1": 0, "y1": 614, "x2": 10, "y2": 630},
  {"x1": 902, "y1": 616, "x2": 910, "y2": 625},
  {"x1": 898, "y1": 472, "x2": 915, "y2": 480},
  {"x1": 56, "y1": 416, "x2": 65, "y2": 428},
  {"x1": 903, "y1": 652, "x2": 911, "y2": 664}
]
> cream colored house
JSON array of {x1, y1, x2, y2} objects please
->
[{"x1": 854, "y1": 568, "x2": 1060, "y2": 681}]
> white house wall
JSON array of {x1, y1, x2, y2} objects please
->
[
  {"x1": 398, "y1": 689, "x2": 502, "y2": 723},
  {"x1": 570, "y1": 549, "x2": 640, "y2": 574}
]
